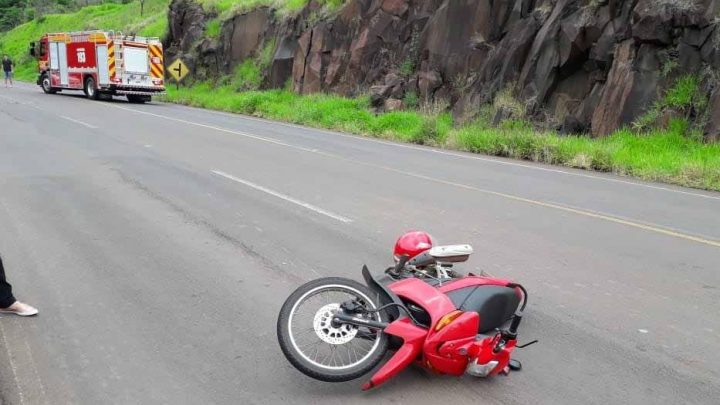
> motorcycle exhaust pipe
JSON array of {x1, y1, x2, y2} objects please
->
[{"x1": 332, "y1": 313, "x2": 389, "y2": 330}]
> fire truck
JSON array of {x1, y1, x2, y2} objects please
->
[{"x1": 29, "y1": 31, "x2": 165, "y2": 103}]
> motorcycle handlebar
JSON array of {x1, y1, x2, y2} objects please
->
[
  {"x1": 504, "y1": 282, "x2": 528, "y2": 338},
  {"x1": 508, "y1": 313, "x2": 522, "y2": 335},
  {"x1": 391, "y1": 255, "x2": 410, "y2": 275},
  {"x1": 506, "y1": 283, "x2": 528, "y2": 312}
]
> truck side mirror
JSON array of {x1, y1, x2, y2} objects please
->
[{"x1": 29, "y1": 42, "x2": 36, "y2": 57}]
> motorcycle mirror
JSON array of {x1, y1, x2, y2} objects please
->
[{"x1": 393, "y1": 254, "x2": 409, "y2": 273}]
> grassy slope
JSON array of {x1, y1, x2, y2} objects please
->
[
  {"x1": 1, "y1": 1, "x2": 718, "y2": 192},
  {"x1": 0, "y1": 0, "x2": 168, "y2": 80}
]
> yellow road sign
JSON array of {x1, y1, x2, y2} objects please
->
[{"x1": 167, "y1": 58, "x2": 189, "y2": 82}]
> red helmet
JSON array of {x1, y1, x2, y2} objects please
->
[{"x1": 393, "y1": 231, "x2": 434, "y2": 261}]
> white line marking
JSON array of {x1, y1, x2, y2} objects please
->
[
  {"x1": 164, "y1": 104, "x2": 720, "y2": 201},
  {"x1": 102, "y1": 103, "x2": 720, "y2": 248},
  {"x1": 103, "y1": 103, "x2": 319, "y2": 153},
  {"x1": 59, "y1": 115, "x2": 98, "y2": 129},
  {"x1": 18, "y1": 322, "x2": 48, "y2": 405},
  {"x1": 0, "y1": 321, "x2": 26, "y2": 405},
  {"x1": 212, "y1": 170, "x2": 353, "y2": 223}
]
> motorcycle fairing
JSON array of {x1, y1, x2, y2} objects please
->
[
  {"x1": 388, "y1": 278, "x2": 456, "y2": 328},
  {"x1": 424, "y1": 311, "x2": 479, "y2": 375},
  {"x1": 361, "y1": 318, "x2": 426, "y2": 391}
]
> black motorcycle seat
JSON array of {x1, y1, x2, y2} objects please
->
[{"x1": 446, "y1": 285, "x2": 520, "y2": 333}]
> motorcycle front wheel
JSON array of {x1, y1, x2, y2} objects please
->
[{"x1": 277, "y1": 277, "x2": 389, "y2": 382}]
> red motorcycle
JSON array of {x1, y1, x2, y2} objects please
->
[{"x1": 277, "y1": 231, "x2": 536, "y2": 390}]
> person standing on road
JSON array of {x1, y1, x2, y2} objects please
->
[
  {"x1": 0, "y1": 255, "x2": 38, "y2": 316},
  {"x1": 3, "y1": 55, "x2": 14, "y2": 88}
]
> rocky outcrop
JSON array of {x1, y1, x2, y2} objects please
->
[
  {"x1": 168, "y1": 0, "x2": 720, "y2": 140},
  {"x1": 707, "y1": 88, "x2": 720, "y2": 141},
  {"x1": 165, "y1": 0, "x2": 213, "y2": 78},
  {"x1": 221, "y1": 7, "x2": 277, "y2": 72}
]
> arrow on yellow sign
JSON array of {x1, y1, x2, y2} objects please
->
[{"x1": 167, "y1": 58, "x2": 189, "y2": 82}]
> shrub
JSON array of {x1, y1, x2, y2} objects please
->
[
  {"x1": 205, "y1": 19, "x2": 221, "y2": 39},
  {"x1": 664, "y1": 75, "x2": 700, "y2": 109},
  {"x1": 232, "y1": 60, "x2": 263, "y2": 90},
  {"x1": 403, "y1": 91, "x2": 418, "y2": 109}
]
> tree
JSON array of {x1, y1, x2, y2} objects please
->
[
  {"x1": 31, "y1": 0, "x2": 53, "y2": 19},
  {"x1": 0, "y1": 0, "x2": 25, "y2": 32}
]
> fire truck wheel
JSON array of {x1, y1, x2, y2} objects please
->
[
  {"x1": 84, "y1": 77, "x2": 99, "y2": 100},
  {"x1": 40, "y1": 73, "x2": 56, "y2": 94}
]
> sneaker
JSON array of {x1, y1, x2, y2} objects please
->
[{"x1": 0, "y1": 301, "x2": 39, "y2": 316}]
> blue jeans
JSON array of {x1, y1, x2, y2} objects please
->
[{"x1": 4, "y1": 71, "x2": 12, "y2": 80}]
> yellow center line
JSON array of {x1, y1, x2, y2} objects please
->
[
  {"x1": 335, "y1": 160, "x2": 720, "y2": 248},
  {"x1": 100, "y1": 102, "x2": 720, "y2": 249}
]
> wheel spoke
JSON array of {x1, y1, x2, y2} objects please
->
[{"x1": 287, "y1": 284, "x2": 383, "y2": 371}]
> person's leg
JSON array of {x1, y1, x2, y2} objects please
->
[
  {"x1": 0, "y1": 255, "x2": 38, "y2": 316},
  {"x1": 0, "y1": 255, "x2": 17, "y2": 308},
  {"x1": 8, "y1": 72, "x2": 12, "y2": 87}
]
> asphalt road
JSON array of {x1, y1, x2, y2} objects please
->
[{"x1": 1, "y1": 83, "x2": 719, "y2": 405}]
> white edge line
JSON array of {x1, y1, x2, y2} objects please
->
[
  {"x1": 104, "y1": 103, "x2": 320, "y2": 153},
  {"x1": 160, "y1": 102, "x2": 720, "y2": 201},
  {"x1": 59, "y1": 115, "x2": 98, "y2": 129},
  {"x1": 0, "y1": 321, "x2": 26, "y2": 405},
  {"x1": 212, "y1": 170, "x2": 353, "y2": 224},
  {"x1": 17, "y1": 322, "x2": 48, "y2": 405}
]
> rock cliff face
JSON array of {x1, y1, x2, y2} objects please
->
[{"x1": 166, "y1": 0, "x2": 720, "y2": 139}]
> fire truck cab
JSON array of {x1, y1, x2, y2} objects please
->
[{"x1": 29, "y1": 31, "x2": 165, "y2": 103}]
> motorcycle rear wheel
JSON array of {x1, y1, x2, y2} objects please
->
[{"x1": 277, "y1": 277, "x2": 389, "y2": 382}]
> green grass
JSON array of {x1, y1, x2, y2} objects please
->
[
  {"x1": 199, "y1": 0, "x2": 345, "y2": 20},
  {"x1": 163, "y1": 84, "x2": 720, "y2": 191},
  {"x1": 453, "y1": 118, "x2": 720, "y2": 190},
  {"x1": 664, "y1": 75, "x2": 704, "y2": 109},
  {"x1": 231, "y1": 59, "x2": 263, "y2": 90},
  {"x1": 163, "y1": 85, "x2": 449, "y2": 145},
  {"x1": 0, "y1": 0, "x2": 168, "y2": 81},
  {"x1": 399, "y1": 60, "x2": 415, "y2": 76},
  {"x1": 633, "y1": 75, "x2": 708, "y2": 131},
  {"x1": 205, "y1": 19, "x2": 221, "y2": 39}
]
